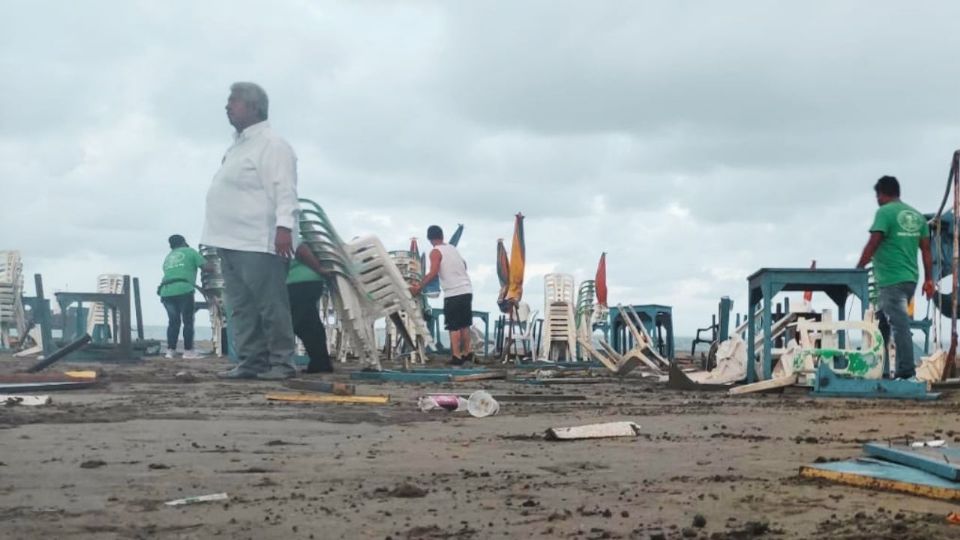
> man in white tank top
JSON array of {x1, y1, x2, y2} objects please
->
[{"x1": 410, "y1": 225, "x2": 474, "y2": 365}]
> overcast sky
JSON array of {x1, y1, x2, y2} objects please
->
[{"x1": 3, "y1": 1, "x2": 959, "y2": 337}]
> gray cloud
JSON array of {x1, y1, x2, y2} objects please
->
[{"x1": 2, "y1": 0, "x2": 957, "y2": 335}]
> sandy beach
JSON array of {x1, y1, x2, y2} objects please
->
[{"x1": 2, "y1": 354, "x2": 959, "y2": 539}]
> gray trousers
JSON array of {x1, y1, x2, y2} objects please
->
[
  {"x1": 877, "y1": 281, "x2": 917, "y2": 378},
  {"x1": 220, "y1": 249, "x2": 296, "y2": 373}
]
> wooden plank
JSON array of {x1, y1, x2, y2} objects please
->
[
  {"x1": 546, "y1": 421, "x2": 642, "y2": 440},
  {"x1": 863, "y1": 443, "x2": 960, "y2": 482},
  {"x1": 800, "y1": 458, "x2": 960, "y2": 502},
  {"x1": 728, "y1": 374, "x2": 796, "y2": 395},
  {"x1": 63, "y1": 371, "x2": 98, "y2": 379},
  {"x1": 284, "y1": 380, "x2": 356, "y2": 396},
  {"x1": 265, "y1": 393, "x2": 389, "y2": 404}
]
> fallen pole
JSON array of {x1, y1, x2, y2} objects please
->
[
  {"x1": 24, "y1": 334, "x2": 92, "y2": 373},
  {"x1": 265, "y1": 392, "x2": 389, "y2": 404}
]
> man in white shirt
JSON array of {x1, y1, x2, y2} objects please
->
[
  {"x1": 201, "y1": 82, "x2": 299, "y2": 380},
  {"x1": 411, "y1": 225, "x2": 474, "y2": 365}
]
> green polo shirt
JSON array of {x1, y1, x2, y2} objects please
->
[
  {"x1": 286, "y1": 259, "x2": 324, "y2": 285},
  {"x1": 869, "y1": 201, "x2": 929, "y2": 288},
  {"x1": 160, "y1": 247, "x2": 206, "y2": 297}
]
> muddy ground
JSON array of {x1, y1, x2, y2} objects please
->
[{"x1": 2, "y1": 353, "x2": 960, "y2": 539}]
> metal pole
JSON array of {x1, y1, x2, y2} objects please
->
[
  {"x1": 25, "y1": 333, "x2": 92, "y2": 373},
  {"x1": 33, "y1": 273, "x2": 54, "y2": 355},
  {"x1": 132, "y1": 277, "x2": 144, "y2": 341},
  {"x1": 949, "y1": 152, "x2": 960, "y2": 379}
]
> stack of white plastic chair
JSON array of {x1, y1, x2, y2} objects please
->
[
  {"x1": 86, "y1": 273, "x2": 124, "y2": 337},
  {"x1": 539, "y1": 273, "x2": 577, "y2": 361},
  {"x1": 298, "y1": 199, "x2": 433, "y2": 370},
  {"x1": 199, "y1": 246, "x2": 227, "y2": 356},
  {"x1": 0, "y1": 251, "x2": 26, "y2": 348},
  {"x1": 346, "y1": 236, "x2": 433, "y2": 364}
]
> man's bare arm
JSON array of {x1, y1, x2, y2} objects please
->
[{"x1": 856, "y1": 232, "x2": 884, "y2": 269}]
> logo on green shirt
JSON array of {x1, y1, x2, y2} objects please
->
[{"x1": 896, "y1": 210, "x2": 923, "y2": 235}]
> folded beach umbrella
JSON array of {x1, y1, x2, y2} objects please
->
[
  {"x1": 506, "y1": 213, "x2": 526, "y2": 305},
  {"x1": 449, "y1": 224, "x2": 464, "y2": 246},
  {"x1": 496, "y1": 238, "x2": 510, "y2": 310}
]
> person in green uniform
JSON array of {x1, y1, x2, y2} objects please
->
[
  {"x1": 158, "y1": 235, "x2": 207, "y2": 359},
  {"x1": 288, "y1": 243, "x2": 333, "y2": 373},
  {"x1": 856, "y1": 176, "x2": 935, "y2": 379}
]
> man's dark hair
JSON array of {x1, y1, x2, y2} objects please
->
[
  {"x1": 874, "y1": 176, "x2": 900, "y2": 197},
  {"x1": 168, "y1": 234, "x2": 188, "y2": 249},
  {"x1": 426, "y1": 225, "x2": 443, "y2": 241}
]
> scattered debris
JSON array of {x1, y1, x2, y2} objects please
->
[
  {"x1": 418, "y1": 394, "x2": 467, "y2": 412},
  {"x1": 545, "y1": 421, "x2": 641, "y2": 441},
  {"x1": 692, "y1": 514, "x2": 707, "y2": 528},
  {"x1": 264, "y1": 393, "x2": 389, "y2": 405},
  {"x1": 164, "y1": 493, "x2": 229, "y2": 506},
  {"x1": 80, "y1": 460, "x2": 107, "y2": 469},
  {"x1": 390, "y1": 484, "x2": 428, "y2": 498},
  {"x1": 284, "y1": 379, "x2": 356, "y2": 396},
  {"x1": 148, "y1": 463, "x2": 170, "y2": 470},
  {"x1": 2, "y1": 395, "x2": 51, "y2": 406},
  {"x1": 911, "y1": 440, "x2": 947, "y2": 448},
  {"x1": 466, "y1": 390, "x2": 499, "y2": 417}
]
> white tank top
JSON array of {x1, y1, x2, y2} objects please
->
[{"x1": 435, "y1": 244, "x2": 472, "y2": 297}]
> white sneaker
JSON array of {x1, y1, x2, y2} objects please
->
[
  {"x1": 164, "y1": 349, "x2": 176, "y2": 359},
  {"x1": 182, "y1": 350, "x2": 202, "y2": 360}
]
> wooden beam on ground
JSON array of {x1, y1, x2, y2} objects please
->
[
  {"x1": 451, "y1": 371, "x2": 507, "y2": 383},
  {"x1": 728, "y1": 374, "x2": 797, "y2": 395},
  {"x1": 799, "y1": 458, "x2": 960, "y2": 502},
  {"x1": 265, "y1": 392, "x2": 389, "y2": 404}
]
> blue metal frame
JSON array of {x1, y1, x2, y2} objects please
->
[
  {"x1": 747, "y1": 268, "x2": 869, "y2": 382},
  {"x1": 608, "y1": 304, "x2": 674, "y2": 360}
]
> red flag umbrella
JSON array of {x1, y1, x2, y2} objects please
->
[{"x1": 595, "y1": 252, "x2": 608, "y2": 307}]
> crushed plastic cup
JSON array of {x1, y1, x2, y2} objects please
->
[
  {"x1": 466, "y1": 390, "x2": 499, "y2": 418},
  {"x1": 418, "y1": 394, "x2": 467, "y2": 412}
]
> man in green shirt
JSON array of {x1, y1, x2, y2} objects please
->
[
  {"x1": 856, "y1": 176, "x2": 935, "y2": 379},
  {"x1": 159, "y1": 235, "x2": 207, "y2": 359},
  {"x1": 288, "y1": 243, "x2": 333, "y2": 373}
]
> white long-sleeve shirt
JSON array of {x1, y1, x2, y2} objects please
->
[{"x1": 201, "y1": 121, "x2": 299, "y2": 253}]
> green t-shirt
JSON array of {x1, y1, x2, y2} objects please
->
[
  {"x1": 869, "y1": 201, "x2": 929, "y2": 288},
  {"x1": 160, "y1": 247, "x2": 206, "y2": 297},
  {"x1": 286, "y1": 259, "x2": 324, "y2": 285}
]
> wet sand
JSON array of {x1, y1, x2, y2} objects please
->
[{"x1": 2, "y1": 353, "x2": 960, "y2": 539}]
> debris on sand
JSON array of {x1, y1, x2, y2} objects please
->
[
  {"x1": 165, "y1": 493, "x2": 229, "y2": 506},
  {"x1": 545, "y1": 421, "x2": 641, "y2": 441},
  {"x1": 79, "y1": 460, "x2": 106, "y2": 469},
  {"x1": 380, "y1": 483, "x2": 428, "y2": 498}
]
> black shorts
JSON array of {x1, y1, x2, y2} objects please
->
[{"x1": 444, "y1": 293, "x2": 473, "y2": 331}]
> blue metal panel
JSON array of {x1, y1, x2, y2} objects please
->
[
  {"x1": 812, "y1": 363, "x2": 939, "y2": 400},
  {"x1": 863, "y1": 443, "x2": 960, "y2": 481}
]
